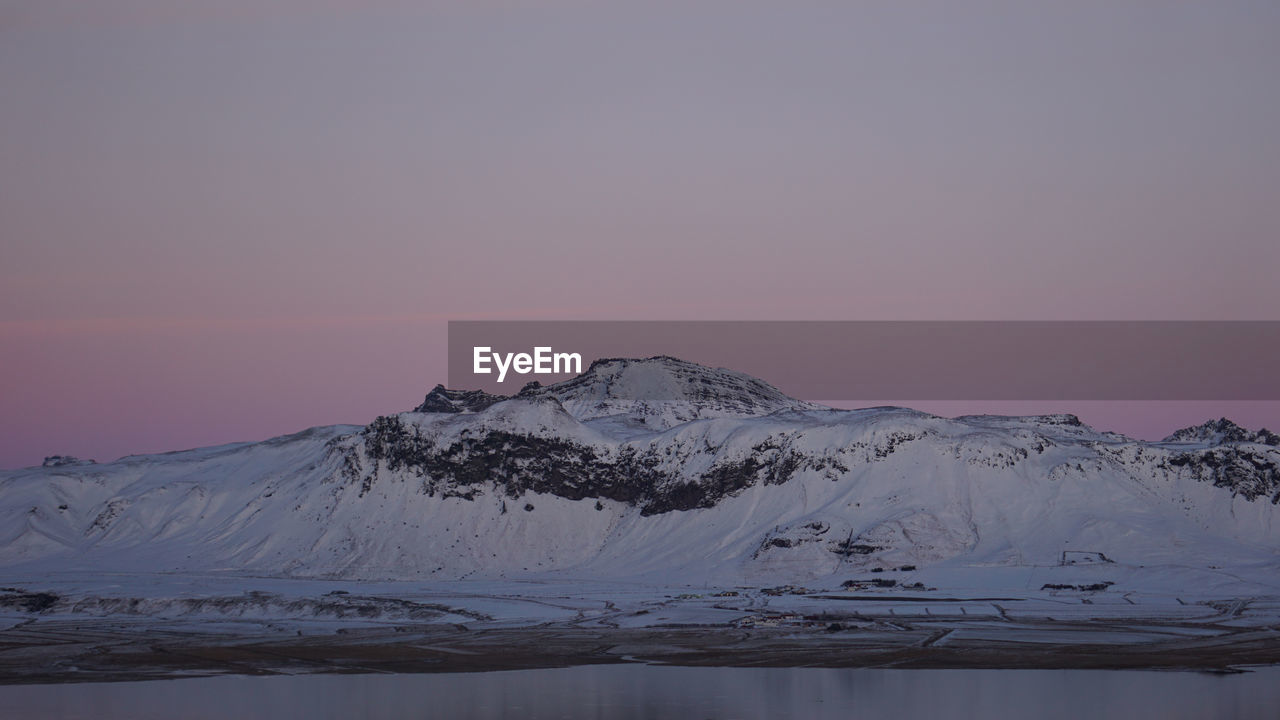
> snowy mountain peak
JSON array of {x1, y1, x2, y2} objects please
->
[
  {"x1": 1163, "y1": 418, "x2": 1280, "y2": 446},
  {"x1": 510, "y1": 355, "x2": 820, "y2": 428},
  {"x1": 413, "y1": 384, "x2": 504, "y2": 414}
]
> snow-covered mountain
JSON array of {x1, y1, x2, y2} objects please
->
[{"x1": 2, "y1": 357, "x2": 1278, "y2": 590}]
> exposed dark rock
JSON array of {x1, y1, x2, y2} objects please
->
[
  {"x1": 843, "y1": 578, "x2": 896, "y2": 589},
  {"x1": 355, "y1": 414, "x2": 794, "y2": 515},
  {"x1": 1041, "y1": 582, "x2": 1113, "y2": 592},
  {"x1": 830, "y1": 541, "x2": 879, "y2": 557},
  {"x1": 1164, "y1": 418, "x2": 1280, "y2": 446},
  {"x1": 414, "y1": 385, "x2": 505, "y2": 414},
  {"x1": 42, "y1": 456, "x2": 94, "y2": 468},
  {"x1": 0, "y1": 590, "x2": 59, "y2": 612},
  {"x1": 1167, "y1": 447, "x2": 1280, "y2": 502}
]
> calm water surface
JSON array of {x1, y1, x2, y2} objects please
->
[{"x1": 2, "y1": 664, "x2": 1278, "y2": 719}]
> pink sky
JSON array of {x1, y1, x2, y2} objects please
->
[{"x1": 3, "y1": 1, "x2": 1279, "y2": 468}]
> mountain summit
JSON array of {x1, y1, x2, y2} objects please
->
[
  {"x1": 1163, "y1": 418, "x2": 1280, "y2": 446},
  {"x1": 414, "y1": 385, "x2": 504, "y2": 414},
  {"x1": 510, "y1": 355, "x2": 819, "y2": 428}
]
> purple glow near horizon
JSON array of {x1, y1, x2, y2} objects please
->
[{"x1": 3, "y1": 1, "x2": 1280, "y2": 468}]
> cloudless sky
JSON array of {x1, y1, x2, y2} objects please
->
[{"x1": 3, "y1": 1, "x2": 1279, "y2": 467}]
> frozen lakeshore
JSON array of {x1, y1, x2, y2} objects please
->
[{"x1": 4, "y1": 573, "x2": 1280, "y2": 684}]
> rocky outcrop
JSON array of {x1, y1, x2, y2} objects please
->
[
  {"x1": 413, "y1": 385, "x2": 505, "y2": 414},
  {"x1": 1163, "y1": 418, "x2": 1280, "y2": 446}
]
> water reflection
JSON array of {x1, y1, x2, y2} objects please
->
[{"x1": 2, "y1": 664, "x2": 1277, "y2": 719}]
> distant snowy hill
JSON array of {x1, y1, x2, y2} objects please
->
[{"x1": 2, "y1": 358, "x2": 1279, "y2": 590}]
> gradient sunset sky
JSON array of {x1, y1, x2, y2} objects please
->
[{"x1": 3, "y1": 1, "x2": 1279, "y2": 468}]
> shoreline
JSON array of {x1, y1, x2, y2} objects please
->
[
  {"x1": 6, "y1": 576, "x2": 1280, "y2": 685},
  {"x1": 6, "y1": 617, "x2": 1280, "y2": 685}
]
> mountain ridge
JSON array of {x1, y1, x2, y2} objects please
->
[{"x1": 3, "y1": 357, "x2": 1279, "y2": 590}]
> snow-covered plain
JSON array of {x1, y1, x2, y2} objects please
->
[{"x1": 3, "y1": 357, "x2": 1279, "y2": 677}]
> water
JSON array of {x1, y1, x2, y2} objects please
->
[{"x1": 3, "y1": 664, "x2": 1278, "y2": 720}]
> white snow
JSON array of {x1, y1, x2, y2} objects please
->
[{"x1": 2, "y1": 358, "x2": 1278, "y2": 614}]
